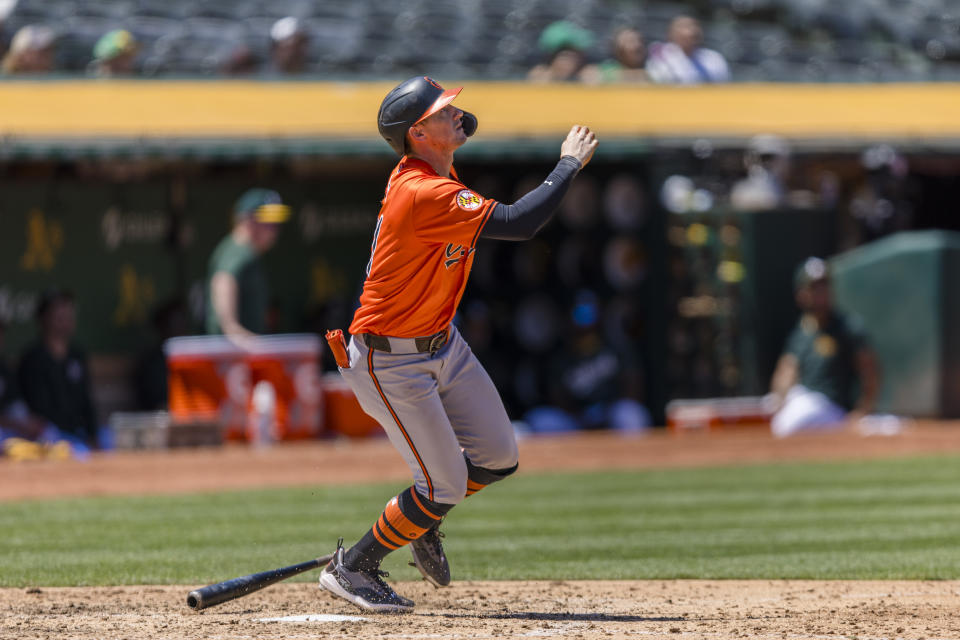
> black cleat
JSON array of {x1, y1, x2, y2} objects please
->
[
  {"x1": 410, "y1": 521, "x2": 450, "y2": 587},
  {"x1": 319, "y1": 542, "x2": 414, "y2": 613}
]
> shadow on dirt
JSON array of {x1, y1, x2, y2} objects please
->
[{"x1": 431, "y1": 612, "x2": 686, "y2": 623}]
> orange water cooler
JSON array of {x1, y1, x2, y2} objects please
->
[
  {"x1": 246, "y1": 335, "x2": 323, "y2": 441},
  {"x1": 166, "y1": 334, "x2": 323, "y2": 442}
]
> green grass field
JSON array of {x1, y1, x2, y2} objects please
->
[{"x1": 3, "y1": 455, "x2": 960, "y2": 587}]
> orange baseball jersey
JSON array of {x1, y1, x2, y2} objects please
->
[{"x1": 350, "y1": 157, "x2": 497, "y2": 338}]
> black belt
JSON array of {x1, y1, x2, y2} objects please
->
[{"x1": 361, "y1": 330, "x2": 449, "y2": 354}]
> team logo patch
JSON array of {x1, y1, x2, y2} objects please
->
[{"x1": 456, "y1": 189, "x2": 483, "y2": 211}]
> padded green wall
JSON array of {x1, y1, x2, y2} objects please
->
[{"x1": 832, "y1": 231, "x2": 960, "y2": 418}]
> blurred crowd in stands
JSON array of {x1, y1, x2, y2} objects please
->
[
  {"x1": 1, "y1": 0, "x2": 958, "y2": 81},
  {"x1": 528, "y1": 16, "x2": 728, "y2": 84}
]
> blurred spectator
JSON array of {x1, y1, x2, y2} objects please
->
[
  {"x1": 846, "y1": 145, "x2": 912, "y2": 246},
  {"x1": 646, "y1": 15, "x2": 730, "y2": 84},
  {"x1": 221, "y1": 44, "x2": 259, "y2": 76},
  {"x1": 768, "y1": 258, "x2": 880, "y2": 437},
  {"x1": 730, "y1": 135, "x2": 792, "y2": 210},
  {"x1": 206, "y1": 189, "x2": 291, "y2": 340},
  {"x1": 582, "y1": 27, "x2": 649, "y2": 84},
  {"x1": 0, "y1": 317, "x2": 77, "y2": 461},
  {"x1": 1, "y1": 25, "x2": 56, "y2": 74},
  {"x1": 528, "y1": 20, "x2": 594, "y2": 83},
  {"x1": 268, "y1": 17, "x2": 309, "y2": 74},
  {"x1": 524, "y1": 291, "x2": 651, "y2": 433},
  {"x1": 17, "y1": 290, "x2": 109, "y2": 452},
  {"x1": 135, "y1": 298, "x2": 189, "y2": 411},
  {"x1": 90, "y1": 29, "x2": 138, "y2": 77}
]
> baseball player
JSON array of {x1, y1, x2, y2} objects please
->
[
  {"x1": 319, "y1": 76, "x2": 597, "y2": 613},
  {"x1": 769, "y1": 257, "x2": 879, "y2": 437}
]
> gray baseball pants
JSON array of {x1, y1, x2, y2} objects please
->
[{"x1": 338, "y1": 326, "x2": 518, "y2": 505}]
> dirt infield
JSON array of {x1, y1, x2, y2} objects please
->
[
  {"x1": 4, "y1": 423, "x2": 960, "y2": 639},
  {"x1": 5, "y1": 579, "x2": 960, "y2": 640}
]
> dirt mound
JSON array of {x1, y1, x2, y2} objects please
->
[{"x1": 4, "y1": 579, "x2": 959, "y2": 640}]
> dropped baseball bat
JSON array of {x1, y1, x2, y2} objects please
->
[{"x1": 186, "y1": 552, "x2": 335, "y2": 611}]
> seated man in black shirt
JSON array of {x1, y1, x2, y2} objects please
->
[{"x1": 18, "y1": 290, "x2": 107, "y2": 451}]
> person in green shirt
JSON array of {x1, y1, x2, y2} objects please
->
[
  {"x1": 205, "y1": 189, "x2": 291, "y2": 339},
  {"x1": 580, "y1": 27, "x2": 650, "y2": 84},
  {"x1": 769, "y1": 257, "x2": 880, "y2": 437}
]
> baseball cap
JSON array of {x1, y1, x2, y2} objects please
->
[
  {"x1": 234, "y1": 188, "x2": 291, "y2": 224},
  {"x1": 10, "y1": 25, "x2": 56, "y2": 54},
  {"x1": 538, "y1": 20, "x2": 595, "y2": 54},
  {"x1": 93, "y1": 29, "x2": 138, "y2": 61},
  {"x1": 794, "y1": 257, "x2": 830, "y2": 290},
  {"x1": 271, "y1": 16, "x2": 306, "y2": 42}
]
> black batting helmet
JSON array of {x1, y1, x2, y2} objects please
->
[{"x1": 377, "y1": 76, "x2": 478, "y2": 155}]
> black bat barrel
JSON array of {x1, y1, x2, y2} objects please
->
[{"x1": 187, "y1": 554, "x2": 333, "y2": 611}]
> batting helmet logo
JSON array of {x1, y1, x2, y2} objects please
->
[{"x1": 456, "y1": 189, "x2": 483, "y2": 211}]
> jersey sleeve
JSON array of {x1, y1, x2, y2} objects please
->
[
  {"x1": 784, "y1": 325, "x2": 805, "y2": 357},
  {"x1": 411, "y1": 177, "x2": 497, "y2": 247}
]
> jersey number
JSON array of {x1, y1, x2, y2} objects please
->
[{"x1": 365, "y1": 216, "x2": 384, "y2": 277}]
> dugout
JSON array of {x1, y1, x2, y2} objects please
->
[{"x1": 2, "y1": 82, "x2": 960, "y2": 426}]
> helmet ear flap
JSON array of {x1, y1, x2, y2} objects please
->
[{"x1": 461, "y1": 111, "x2": 478, "y2": 137}]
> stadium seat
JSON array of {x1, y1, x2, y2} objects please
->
[
  {"x1": 186, "y1": 17, "x2": 246, "y2": 42},
  {"x1": 131, "y1": 0, "x2": 189, "y2": 20},
  {"x1": 5, "y1": 0, "x2": 59, "y2": 22},
  {"x1": 303, "y1": 18, "x2": 363, "y2": 68},
  {"x1": 71, "y1": 2, "x2": 135, "y2": 20},
  {"x1": 130, "y1": 16, "x2": 188, "y2": 43},
  {"x1": 245, "y1": 0, "x2": 313, "y2": 20},
  {"x1": 187, "y1": 1, "x2": 257, "y2": 21}
]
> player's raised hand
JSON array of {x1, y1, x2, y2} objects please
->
[{"x1": 560, "y1": 125, "x2": 599, "y2": 168}]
